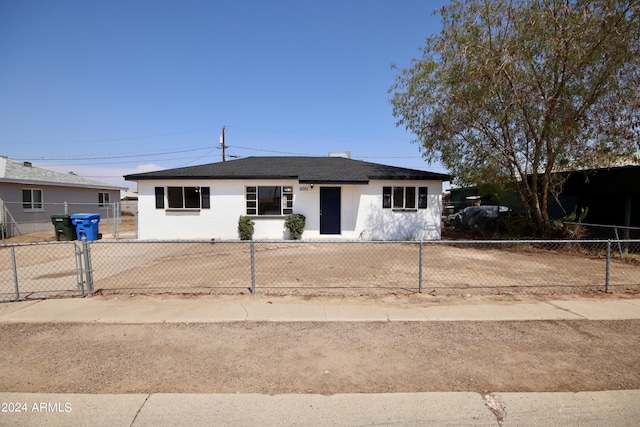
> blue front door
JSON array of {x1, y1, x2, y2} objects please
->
[{"x1": 320, "y1": 187, "x2": 341, "y2": 235}]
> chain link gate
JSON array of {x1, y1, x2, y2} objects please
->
[{"x1": 0, "y1": 238, "x2": 92, "y2": 302}]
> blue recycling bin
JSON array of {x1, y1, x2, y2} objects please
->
[{"x1": 70, "y1": 213, "x2": 102, "y2": 241}]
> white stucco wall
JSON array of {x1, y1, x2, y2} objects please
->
[
  {"x1": 135, "y1": 179, "x2": 444, "y2": 240},
  {"x1": 355, "y1": 180, "x2": 443, "y2": 241}
]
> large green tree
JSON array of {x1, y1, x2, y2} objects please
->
[{"x1": 391, "y1": 0, "x2": 640, "y2": 236}]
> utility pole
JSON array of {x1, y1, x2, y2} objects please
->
[{"x1": 220, "y1": 126, "x2": 227, "y2": 162}]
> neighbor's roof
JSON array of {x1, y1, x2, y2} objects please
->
[
  {"x1": 0, "y1": 156, "x2": 124, "y2": 190},
  {"x1": 124, "y1": 156, "x2": 451, "y2": 184}
]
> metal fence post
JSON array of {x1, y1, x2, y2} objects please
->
[
  {"x1": 75, "y1": 242, "x2": 85, "y2": 295},
  {"x1": 10, "y1": 246, "x2": 19, "y2": 301},
  {"x1": 113, "y1": 202, "x2": 120, "y2": 238},
  {"x1": 1, "y1": 203, "x2": 6, "y2": 244},
  {"x1": 250, "y1": 240, "x2": 256, "y2": 294},
  {"x1": 613, "y1": 227, "x2": 623, "y2": 257},
  {"x1": 82, "y1": 237, "x2": 94, "y2": 294},
  {"x1": 418, "y1": 240, "x2": 423, "y2": 293},
  {"x1": 605, "y1": 240, "x2": 611, "y2": 293}
]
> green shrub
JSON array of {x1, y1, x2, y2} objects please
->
[
  {"x1": 284, "y1": 213, "x2": 306, "y2": 240},
  {"x1": 238, "y1": 215, "x2": 255, "y2": 240}
]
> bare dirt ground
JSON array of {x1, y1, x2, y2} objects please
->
[
  {"x1": 1, "y1": 226, "x2": 639, "y2": 395},
  {"x1": 0, "y1": 314, "x2": 638, "y2": 395},
  {"x1": 2, "y1": 224, "x2": 639, "y2": 299},
  {"x1": 1, "y1": 217, "x2": 137, "y2": 244},
  {"x1": 87, "y1": 238, "x2": 640, "y2": 296}
]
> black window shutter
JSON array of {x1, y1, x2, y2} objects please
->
[
  {"x1": 155, "y1": 187, "x2": 165, "y2": 209},
  {"x1": 418, "y1": 187, "x2": 428, "y2": 209},
  {"x1": 201, "y1": 187, "x2": 210, "y2": 209},
  {"x1": 382, "y1": 187, "x2": 392, "y2": 208}
]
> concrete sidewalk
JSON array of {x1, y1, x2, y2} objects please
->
[
  {"x1": 0, "y1": 294, "x2": 639, "y2": 323},
  {"x1": 1, "y1": 295, "x2": 639, "y2": 426},
  {"x1": 1, "y1": 390, "x2": 639, "y2": 426}
]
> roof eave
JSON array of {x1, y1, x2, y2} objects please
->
[
  {"x1": 0, "y1": 178, "x2": 125, "y2": 190},
  {"x1": 298, "y1": 179, "x2": 369, "y2": 185},
  {"x1": 125, "y1": 175, "x2": 301, "y2": 181},
  {"x1": 369, "y1": 175, "x2": 451, "y2": 181}
]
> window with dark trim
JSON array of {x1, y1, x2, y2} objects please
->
[
  {"x1": 383, "y1": 186, "x2": 428, "y2": 210},
  {"x1": 246, "y1": 186, "x2": 293, "y2": 216},
  {"x1": 155, "y1": 186, "x2": 210, "y2": 209},
  {"x1": 98, "y1": 192, "x2": 110, "y2": 208},
  {"x1": 22, "y1": 189, "x2": 43, "y2": 210},
  {"x1": 382, "y1": 187, "x2": 392, "y2": 209},
  {"x1": 201, "y1": 187, "x2": 210, "y2": 209},
  {"x1": 418, "y1": 187, "x2": 428, "y2": 209},
  {"x1": 155, "y1": 187, "x2": 165, "y2": 209}
]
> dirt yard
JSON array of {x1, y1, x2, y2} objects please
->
[
  {"x1": 1, "y1": 218, "x2": 137, "y2": 244},
  {"x1": 0, "y1": 309, "x2": 638, "y2": 394},
  {"x1": 2, "y1": 225, "x2": 639, "y2": 299},
  {"x1": 2, "y1": 227, "x2": 638, "y2": 394},
  {"x1": 85, "y1": 239, "x2": 639, "y2": 296}
]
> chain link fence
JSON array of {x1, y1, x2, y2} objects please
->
[
  {"x1": 563, "y1": 222, "x2": 640, "y2": 251},
  {"x1": 0, "y1": 241, "x2": 84, "y2": 302},
  {"x1": 2, "y1": 238, "x2": 639, "y2": 302},
  {"x1": 1, "y1": 201, "x2": 136, "y2": 241}
]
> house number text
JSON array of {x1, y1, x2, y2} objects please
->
[{"x1": 299, "y1": 186, "x2": 309, "y2": 191}]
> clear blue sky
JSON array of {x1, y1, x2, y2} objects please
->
[{"x1": 0, "y1": 0, "x2": 448, "y2": 189}]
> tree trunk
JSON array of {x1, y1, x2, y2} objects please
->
[{"x1": 530, "y1": 193, "x2": 545, "y2": 238}]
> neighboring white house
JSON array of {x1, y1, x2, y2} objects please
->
[
  {"x1": 125, "y1": 155, "x2": 450, "y2": 241},
  {"x1": 0, "y1": 156, "x2": 125, "y2": 235}
]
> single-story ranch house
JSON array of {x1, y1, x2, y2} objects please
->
[
  {"x1": 124, "y1": 155, "x2": 450, "y2": 240},
  {"x1": 0, "y1": 156, "x2": 124, "y2": 236}
]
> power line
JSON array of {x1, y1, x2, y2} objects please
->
[
  {"x1": 37, "y1": 155, "x2": 207, "y2": 167},
  {"x1": 229, "y1": 145, "x2": 424, "y2": 160},
  {"x1": 4, "y1": 126, "x2": 217, "y2": 145},
  {"x1": 173, "y1": 149, "x2": 218, "y2": 168},
  {"x1": 229, "y1": 145, "x2": 324, "y2": 156},
  {"x1": 229, "y1": 125, "x2": 410, "y2": 141},
  {"x1": 14, "y1": 146, "x2": 212, "y2": 161},
  {"x1": 356, "y1": 156, "x2": 422, "y2": 159}
]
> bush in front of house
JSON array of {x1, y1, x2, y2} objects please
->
[
  {"x1": 238, "y1": 215, "x2": 255, "y2": 240},
  {"x1": 285, "y1": 213, "x2": 306, "y2": 240}
]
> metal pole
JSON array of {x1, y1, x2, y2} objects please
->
[
  {"x1": 418, "y1": 240, "x2": 423, "y2": 293},
  {"x1": 250, "y1": 240, "x2": 256, "y2": 293},
  {"x1": 113, "y1": 202, "x2": 119, "y2": 238},
  {"x1": 613, "y1": 227, "x2": 623, "y2": 257},
  {"x1": 82, "y1": 237, "x2": 94, "y2": 294},
  {"x1": 605, "y1": 240, "x2": 611, "y2": 293},
  {"x1": 11, "y1": 246, "x2": 19, "y2": 301},
  {"x1": 75, "y1": 243, "x2": 85, "y2": 296},
  {"x1": 1, "y1": 204, "x2": 5, "y2": 244}
]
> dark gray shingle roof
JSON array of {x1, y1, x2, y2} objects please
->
[{"x1": 124, "y1": 157, "x2": 450, "y2": 183}]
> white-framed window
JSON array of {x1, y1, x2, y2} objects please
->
[
  {"x1": 383, "y1": 186, "x2": 428, "y2": 210},
  {"x1": 246, "y1": 186, "x2": 293, "y2": 216},
  {"x1": 98, "y1": 192, "x2": 110, "y2": 208},
  {"x1": 22, "y1": 189, "x2": 43, "y2": 210},
  {"x1": 154, "y1": 186, "x2": 210, "y2": 210}
]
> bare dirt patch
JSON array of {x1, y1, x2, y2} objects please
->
[
  {"x1": 86, "y1": 240, "x2": 639, "y2": 296},
  {"x1": 0, "y1": 319, "x2": 638, "y2": 394},
  {"x1": 3, "y1": 225, "x2": 639, "y2": 299},
  {"x1": 2, "y1": 220, "x2": 137, "y2": 244}
]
